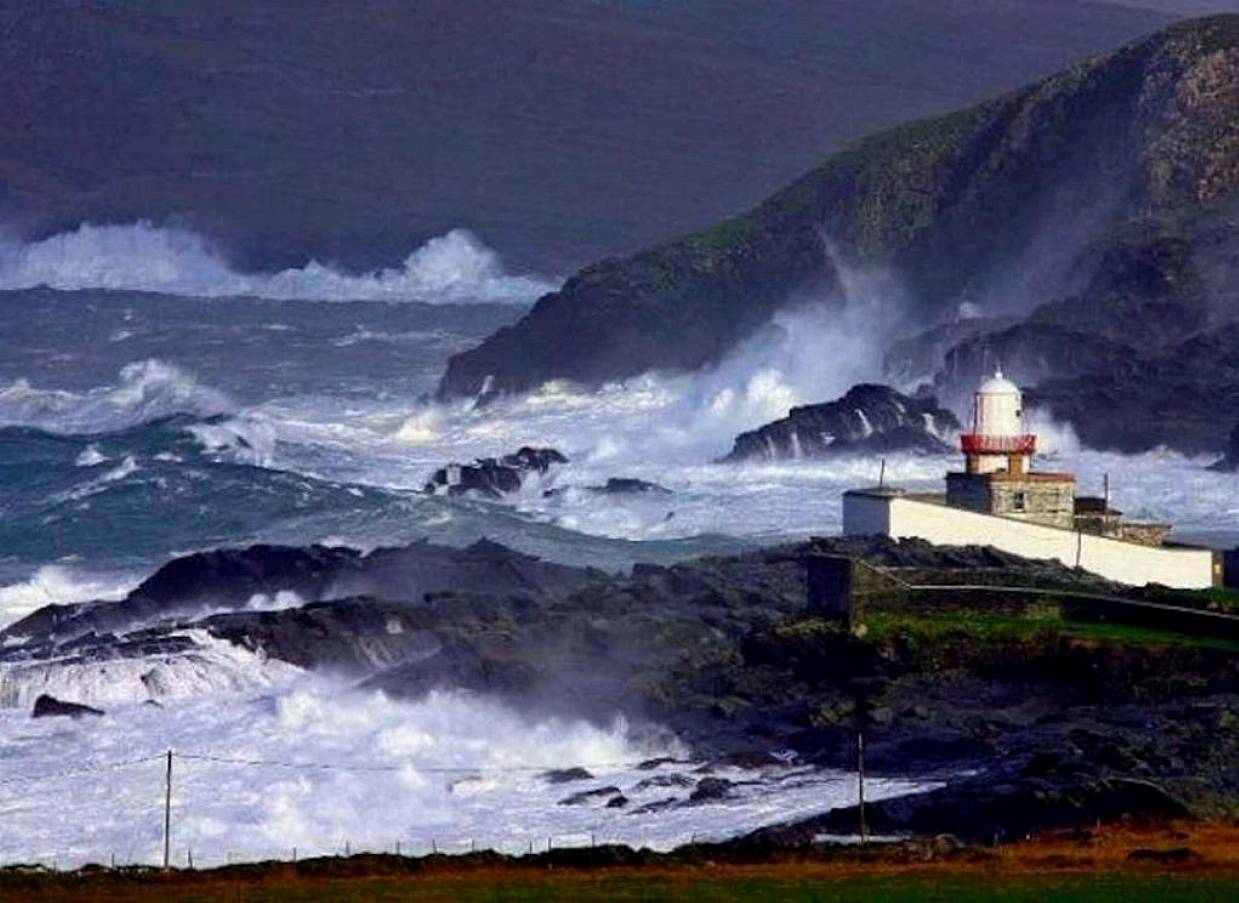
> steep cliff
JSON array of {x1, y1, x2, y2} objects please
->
[{"x1": 439, "y1": 16, "x2": 1239, "y2": 402}]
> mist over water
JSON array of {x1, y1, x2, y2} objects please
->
[{"x1": 0, "y1": 222, "x2": 557, "y2": 304}]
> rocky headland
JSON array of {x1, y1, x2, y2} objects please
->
[
  {"x1": 3, "y1": 536, "x2": 1234, "y2": 841},
  {"x1": 438, "y1": 16, "x2": 1239, "y2": 458}
]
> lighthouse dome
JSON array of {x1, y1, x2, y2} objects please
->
[
  {"x1": 977, "y1": 369, "x2": 1020, "y2": 396},
  {"x1": 972, "y1": 369, "x2": 1023, "y2": 438}
]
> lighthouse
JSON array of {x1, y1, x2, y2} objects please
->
[
  {"x1": 946, "y1": 370, "x2": 1074, "y2": 528},
  {"x1": 841, "y1": 367, "x2": 1219, "y2": 588},
  {"x1": 960, "y1": 370, "x2": 1035, "y2": 477}
]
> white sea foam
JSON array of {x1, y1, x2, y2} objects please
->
[
  {"x1": 0, "y1": 359, "x2": 233, "y2": 435},
  {"x1": 0, "y1": 677, "x2": 929, "y2": 867},
  {"x1": 0, "y1": 221, "x2": 557, "y2": 303},
  {"x1": 0, "y1": 630, "x2": 300, "y2": 709},
  {"x1": 0, "y1": 565, "x2": 140, "y2": 628},
  {"x1": 186, "y1": 415, "x2": 277, "y2": 466},
  {"x1": 75, "y1": 444, "x2": 109, "y2": 466},
  {"x1": 238, "y1": 274, "x2": 1239, "y2": 549}
]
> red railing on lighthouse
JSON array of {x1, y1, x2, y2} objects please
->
[{"x1": 960, "y1": 433, "x2": 1036, "y2": 455}]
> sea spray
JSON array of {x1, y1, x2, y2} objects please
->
[
  {"x1": 0, "y1": 359, "x2": 233, "y2": 434},
  {"x1": 0, "y1": 222, "x2": 557, "y2": 303},
  {"x1": 0, "y1": 677, "x2": 928, "y2": 867}
]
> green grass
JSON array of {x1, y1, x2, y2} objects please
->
[
  {"x1": 864, "y1": 607, "x2": 1239, "y2": 654},
  {"x1": 7, "y1": 871, "x2": 1238, "y2": 902},
  {"x1": 1176, "y1": 587, "x2": 1239, "y2": 611}
]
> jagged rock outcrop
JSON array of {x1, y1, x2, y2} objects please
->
[
  {"x1": 721, "y1": 385, "x2": 958, "y2": 463},
  {"x1": 423, "y1": 447, "x2": 567, "y2": 498},
  {"x1": 0, "y1": 538, "x2": 601, "y2": 646},
  {"x1": 438, "y1": 17, "x2": 1239, "y2": 401},
  {"x1": 32, "y1": 694, "x2": 104, "y2": 719}
]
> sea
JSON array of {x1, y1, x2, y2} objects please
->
[{"x1": 0, "y1": 222, "x2": 1235, "y2": 867}]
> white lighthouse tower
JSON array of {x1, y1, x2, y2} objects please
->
[{"x1": 960, "y1": 369, "x2": 1035, "y2": 476}]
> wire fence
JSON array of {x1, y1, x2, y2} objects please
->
[{"x1": 1, "y1": 746, "x2": 826, "y2": 872}]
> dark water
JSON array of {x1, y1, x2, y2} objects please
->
[{"x1": 0, "y1": 288, "x2": 754, "y2": 619}]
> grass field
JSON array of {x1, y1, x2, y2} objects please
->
[
  {"x1": 6, "y1": 872, "x2": 1228, "y2": 902},
  {"x1": 3, "y1": 822, "x2": 1237, "y2": 902}
]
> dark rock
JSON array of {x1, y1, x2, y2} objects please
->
[
  {"x1": 720, "y1": 385, "x2": 958, "y2": 462},
  {"x1": 605, "y1": 794, "x2": 629, "y2": 809},
  {"x1": 636, "y1": 756, "x2": 683, "y2": 771},
  {"x1": 559, "y1": 786, "x2": 622, "y2": 806},
  {"x1": 545, "y1": 478, "x2": 673, "y2": 498},
  {"x1": 423, "y1": 447, "x2": 567, "y2": 498},
  {"x1": 688, "y1": 777, "x2": 734, "y2": 803},
  {"x1": 541, "y1": 767, "x2": 594, "y2": 784},
  {"x1": 32, "y1": 695, "x2": 104, "y2": 719},
  {"x1": 632, "y1": 774, "x2": 695, "y2": 792},
  {"x1": 631, "y1": 797, "x2": 681, "y2": 815},
  {"x1": 771, "y1": 772, "x2": 1191, "y2": 845}
]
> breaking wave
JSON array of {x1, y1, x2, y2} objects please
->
[
  {"x1": 0, "y1": 677, "x2": 928, "y2": 867},
  {"x1": 0, "y1": 222, "x2": 557, "y2": 303},
  {"x1": 0, "y1": 565, "x2": 140, "y2": 630},
  {"x1": 0, "y1": 359, "x2": 233, "y2": 435},
  {"x1": 0, "y1": 630, "x2": 300, "y2": 709}
]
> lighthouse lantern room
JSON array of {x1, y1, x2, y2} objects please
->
[
  {"x1": 946, "y1": 369, "x2": 1075, "y2": 529},
  {"x1": 960, "y1": 370, "x2": 1036, "y2": 477}
]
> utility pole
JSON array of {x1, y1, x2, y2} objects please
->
[
  {"x1": 857, "y1": 732, "x2": 868, "y2": 845},
  {"x1": 878, "y1": 457, "x2": 886, "y2": 488},
  {"x1": 162, "y1": 750, "x2": 173, "y2": 871}
]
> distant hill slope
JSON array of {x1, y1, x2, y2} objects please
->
[
  {"x1": 0, "y1": 0, "x2": 1174, "y2": 273},
  {"x1": 438, "y1": 15, "x2": 1239, "y2": 410}
]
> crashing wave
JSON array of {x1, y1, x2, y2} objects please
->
[
  {"x1": 0, "y1": 359, "x2": 233, "y2": 435},
  {"x1": 0, "y1": 565, "x2": 139, "y2": 630},
  {"x1": 0, "y1": 222, "x2": 557, "y2": 303},
  {"x1": 0, "y1": 629, "x2": 301, "y2": 709}
]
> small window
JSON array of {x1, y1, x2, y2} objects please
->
[{"x1": 1013, "y1": 491, "x2": 1027, "y2": 511}]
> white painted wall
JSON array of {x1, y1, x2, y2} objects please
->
[{"x1": 843, "y1": 491, "x2": 1216, "y2": 589}]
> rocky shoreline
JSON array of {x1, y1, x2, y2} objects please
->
[{"x1": 2, "y1": 535, "x2": 1235, "y2": 843}]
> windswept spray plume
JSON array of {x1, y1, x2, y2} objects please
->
[
  {"x1": 0, "y1": 222, "x2": 558, "y2": 303},
  {"x1": 0, "y1": 359, "x2": 234, "y2": 435}
]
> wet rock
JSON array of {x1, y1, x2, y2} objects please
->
[
  {"x1": 605, "y1": 794, "x2": 629, "y2": 808},
  {"x1": 544, "y1": 477, "x2": 672, "y2": 498},
  {"x1": 720, "y1": 385, "x2": 958, "y2": 463},
  {"x1": 631, "y1": 797, "x2": 680, "y2": 815},
  {"x1": 559, "y1": 785, "x2": 622, "y2": 806},
  {"x1": 423, "y1": 447, "x2": 567, "y2": 498},
  {"x1": 542, "y1": 767, "x2": 594, "y2": 785},
  {"x1": 688, "y1": 777, "x2": 734, "y2": 803},
  {"x1": 632, "y1": 774, "x2": 695, "y2": 792},
  {"x1": 32, "y1": 695, "x2": 104, "y2": 719}
]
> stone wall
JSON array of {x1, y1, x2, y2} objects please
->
[
  {"x1": 1119, "y1": 523, "x2": 1172, "y2": 547},
  {"x1": 946, "y1": 472, "x2": 1075, "y2": 529},
  {"x1": 990, "y1": 479, "x2": 1075, "y2": 529}
]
